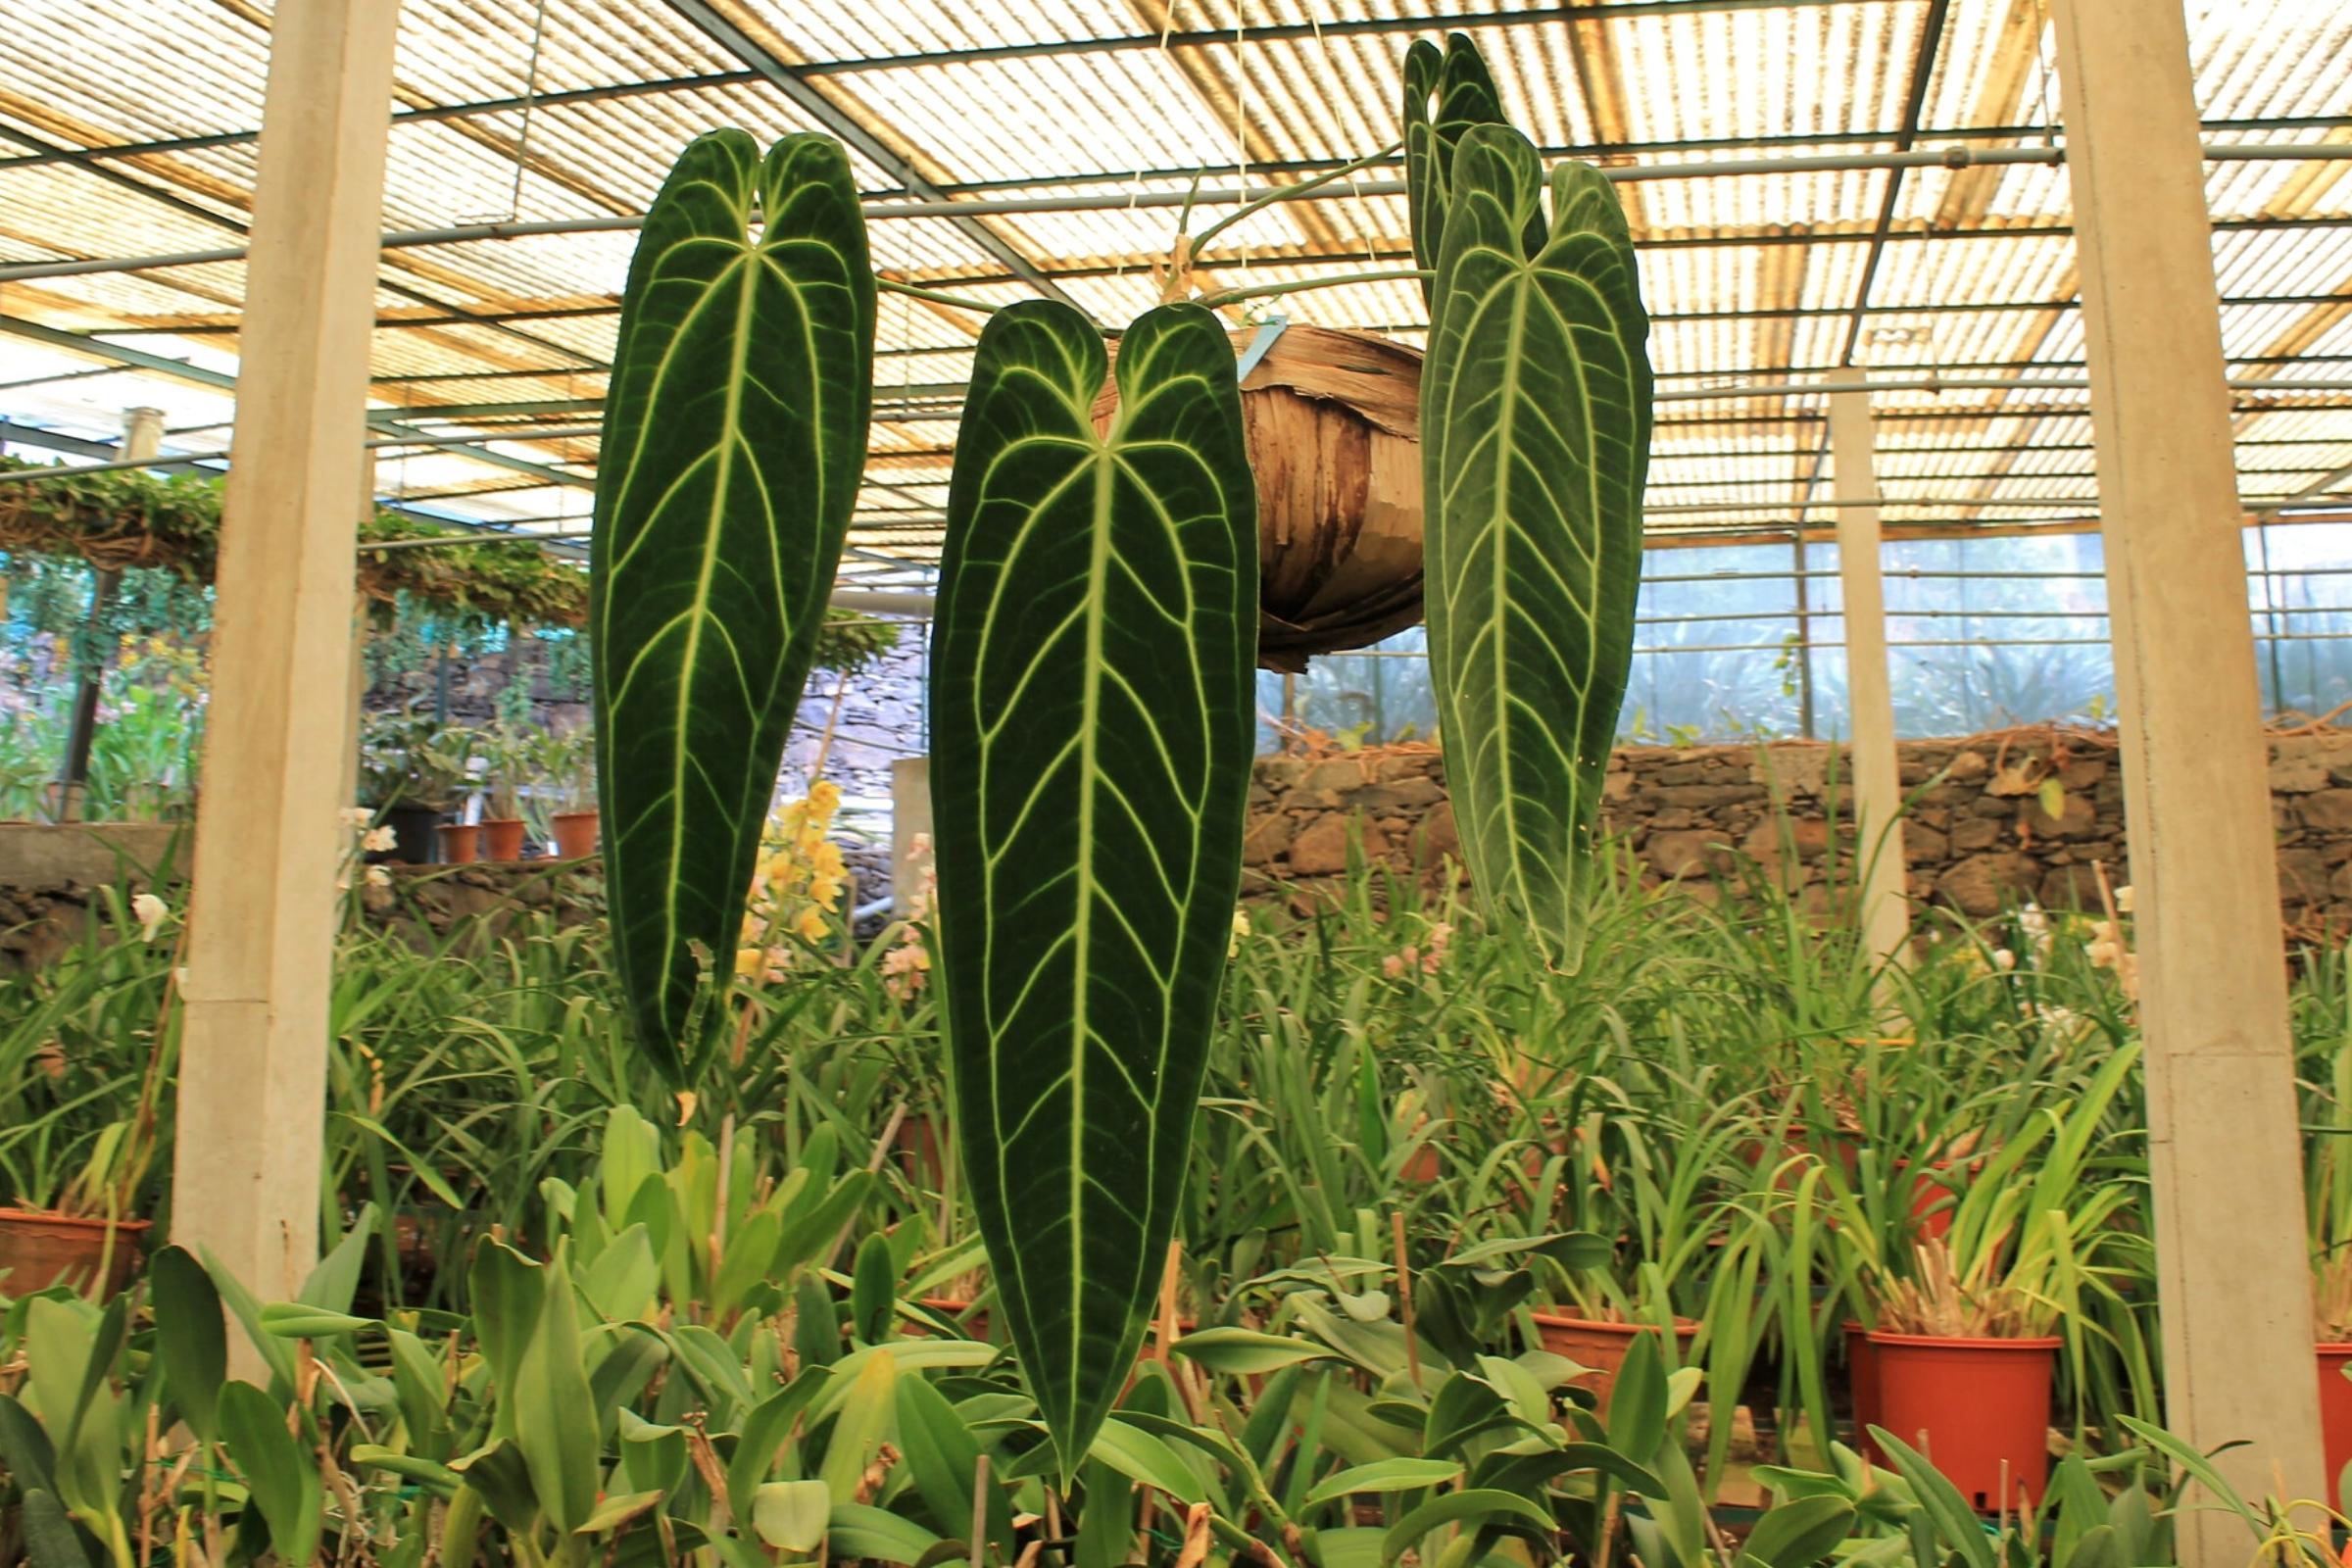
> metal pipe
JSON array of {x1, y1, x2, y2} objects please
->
[{"x1": 2, "y1": 140, "x2": 2341, "y2": 286}]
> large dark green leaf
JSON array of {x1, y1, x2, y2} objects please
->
[
  {"x1": 1422, "y1": 124, "x2": 1651, "y2": 960},
  {"x1": 1401, "y1": 33, "x2": 1527, "y2": 310},
  {"x1": 591, "y1": 128, "x2": 874, "y2": 1080},
  {"x1": 931, "y1": 300, "x2": 1256, "y2": 1473}
]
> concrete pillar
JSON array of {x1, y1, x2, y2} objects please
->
[
  {"x1": 891, "y1": 757, "x2": 933, "y2": 916},
  {"x1": 2050, "y1": 0, "x2": 2325, "y2": 1541},
  {"x1": 172, "y1": 0, "x2": 402, "y2": 1308},
  {"x1": 52, "y1": 408, "x2": 165, "y2": 823},
  {"x1": 1824, "y1": 372, "x2": 1909, "y2": 969}
]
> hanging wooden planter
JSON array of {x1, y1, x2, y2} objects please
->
[{"x1": 1094, "y1": 323, "x2": 1424, "y2": 673}]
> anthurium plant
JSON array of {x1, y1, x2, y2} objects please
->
[{"x1": 589, "y1": 31, "x2": 1649, "y2": 1470}]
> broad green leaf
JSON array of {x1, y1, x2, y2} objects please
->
[
  {"x1": 1380, "y1": 1488, "x2": 1555, "y2": 1563},
  {"x1": 1401, "y1": 32, "x2": 1525, "y2": 309},
  {"x1": 829, "y1": 1502, "x2": 946, "y2": 1565},
  {"x1": 591, "y1": 128, "x2": 874, "y2": 1082},
  {"x1": 754, "y1": 1480, "x2": 834, "y2": 1552},
  {"x1": 1171, "y1": 1326, "x2": 1338, "y2": 1375},
  {"x1": 515, "y1": 1250, "x2": 601, "y2": 1532},
  {"x1": 150, "y1": 1246, "x2": 226, "y2": 1443},
  {"x1": 220, "y1": 1381, "x2": 322, "y2": 1566},
  {"x1": 1304, "y1": 1457, "x2": 1464, "y2": 1508},
  {"x1": 895, "y1": 1371, "x2": 1015, "y2": 1556},
  {"x1": 1089, "y1": 1416, "x2": 1208, "y2": 1505},
  {"x1": 1422, "y1": 123, "x2": 1651, "y2": 960},
  {"x1": 818, "y1": 1348, "x2": 898, "y2": 1504},
  {"x1": 1739, "y1": 1494, "x2": 1857, "y2": 1568},
  {"x1": 931, "y1": 299, "x2": 1256, "y2": 1472}
]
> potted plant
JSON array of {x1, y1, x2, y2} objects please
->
[
  {"x1": 1847, "y1": 1042, "x2": 2141, "y2": 1515},
  {"x1": 357, "y1": 712, "x2": 470, "y2": 864},
  {"x1": 543, "y1": 723, "x2": 599, "y2": 858},
  {"x1": 477, "y1": 722, "x2": 531, "y2": 861},
  {"x1": 0, "y1": 1110, "x2": 161, "y2": 1298},
  {"x1": 2304, "y1": 1039, "x2": 2352, "y2": 1489}
]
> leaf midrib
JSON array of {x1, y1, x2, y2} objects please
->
[
  {"x1": 662, "y1": 240, "x2": 762, "y2": 979},
  {"x1": 1065, "y1": 437, "x2": 1114, "y2": 1432}
]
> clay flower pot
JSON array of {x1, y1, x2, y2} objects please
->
[
  {"x1": 0, "y1": 1208, "x2": 150, "y2": 1298},
  {"x1": 2318, "y1": 1343, "x2": 2352, "y2": 1488},
  {"x1": 435, "y1": 821, "x2": 480, "y2": 864},
  {"x1": 481, "y1": 817, "x2": 528, "y2": 862},
  {"x1": 1867, "y1": 1330, "x2": 2058, "y2": 1513},
  {"x1": 1530, "y1": 1312, "x2": 1698, "y2": 1418},
  {"x1": 1842, "y1": 1320, "x2": 1883, "y2": 1465},
  {"x1": 551, "y1": 809, "x2": 600, "y2": 859}
]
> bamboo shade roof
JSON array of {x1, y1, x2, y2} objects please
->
[{"x1": 1, "y1": 0, "x2": 2347, "y2": 573}]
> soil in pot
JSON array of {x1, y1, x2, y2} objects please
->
[
  {"x1": 0, "y1": 1208, "x2": 150, "y2": 1298},
  {"x1": 1532, "y1": 1312, "x2": 1699, "y2": 1418},
  {"x1": 436, "y1": 821, "x2": 480, "y2": 864},
  {"x1": 551, "y1": 809, "x2": 600, "y2": 859},
  {"x1": 1867, "y1": 1331, "x2": 2058, "y2": 1512},
  {"x1": 481, "y1": 818, "x2": 528, "y2": 861}
]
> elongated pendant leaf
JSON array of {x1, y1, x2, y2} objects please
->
[
  {"x1": 592, "y1": 130, "x2": 874, "y2": 1080},
  {"x1": 1423, "y1": 125, "x2": 1652, "y2": 959},
  {"x1": 931, "y1": 301, "x2": 1256, "y2": 1471},
  {"x1": 1402, "y1": 32, "x2": 1522, "y2": 310}
]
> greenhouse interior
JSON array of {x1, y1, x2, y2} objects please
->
[{"x1": 0, "y1": 0, "x2": 2349, "y2": 1564}]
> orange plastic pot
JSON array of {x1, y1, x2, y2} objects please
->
[
  {"x1": 1531, "y1": 1313, "x2": 1697, "y2": 1418},
  {"x1": 2318, "y1": 1344, "x2": 2352, "y2": 1490},
  {"x1": 481, "y1": 817, "x2": 528, "y2": 861},
  {"x1": 1868, "y1": 1331, "x2": 2057, "y2": 1513},
  {"x1": 436, "y1": 821, "x2": 479, "y2": 863},
  {"x1": 551, "y1": 810, "x2": 600, "y2": 859},
  {"x1": 0, "y1": 1208, "x2": 150, "y2": 1298},
  {"x1": 1842, "y1": 1320, "x2": 1882, "y2": 1466}
]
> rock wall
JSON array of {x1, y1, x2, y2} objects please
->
[{"x1": 1243, "y1": 727, "x2": 2352, "y2": 935}]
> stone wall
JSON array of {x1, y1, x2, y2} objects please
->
[{"x1": 1242, "y1": 726, "x2": 2352, "y2": 935}]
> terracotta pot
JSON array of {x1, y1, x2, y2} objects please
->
[
  {"x1": 2319, "y1": 1344, "x2": 2352, "y2": 1490},
  {"x1": 894, "y1": 1116, "x2": 947, "y2": 1191},
  {"x1": 1896, "y1": 1155, "x2": 1982, "y2": 1242},
  {"x1": 436, "y1": 821, "x2": 480, "y2": 864},
  {"x1": 1531, "y1": 1312, "x2": 1698, "y2": 1418},
  {"x1": 1095, "y1": 324, "x2": 1424, "y2": 672},
  {"x1": 1842, "y1": 1320, "x2": 1883, "y2": 1465},
  {"x1": 481, "y1": 817, "x2": 528, "y2": 862},
  {"x1": 551, "y1": 809, "x2": 600, "y2": 859},
  {"x1": 0, "y1": 1208, "x2": 150, "y2": 1298},
  {"x1": 1867, "y1": 1331, "x2": 2057, "y2": 1513},
  {"x1": 1399, "y1": 1144, "x2": 1442, "y2": 1184}
]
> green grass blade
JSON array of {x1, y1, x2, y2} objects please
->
[
  {"x1": 931, "y1": 299, "x2": 1257, "y2": 1474},
  {"x1": 591, "y1": 128, "x2": 874, "y2": 1081}
]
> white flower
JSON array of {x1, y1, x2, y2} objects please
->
[
  {"x1": 130, "y1": 892, "x2": 170, "y2": 943},
  {"x1": 1992, "y1": 948, "x2": 2017, "y2": 971},
  {"x1": 339, "y1": 807, "x2": 373, "y2": 828},
  {"x1": 1228, "y1": 907, "x2": 1251, "y2": 957},
  {"x1": 362, "y1": 826, "x2": 397, "y2": 853},
  {"x1": 2114, "y1": 884, "x2": 2133, "y2": 914},
  {"x1": 365, "y1": 865, "x2": 391, "y2": 889}
]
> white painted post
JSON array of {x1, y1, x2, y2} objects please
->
[
  {"x1": 172, "y1": 0, "x2": 403, "y2": 1310},
  {"x1": 2050, "y1": 0, "x2": 2326, "y2": 1544},
  {"x1": 1825, "y1": 371, "x2": 1910, "y2": 969}
]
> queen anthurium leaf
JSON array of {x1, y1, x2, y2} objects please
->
[
  {"x1": 1401, "y1": 32, "x2": 1530, "y2": 310},
  {"x1": 931, "y1": 299, "x2": 1257, "y2": 1474},
  {"x1": 1423, "y1": 123, "x2": 1651, "y2": 961},
  {"x1": 591, "y1": 128, "x2": 874, "y2": 1083}
]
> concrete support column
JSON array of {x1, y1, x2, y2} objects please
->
[
  {"x1": 2050, "y1": 0, "x2": 2324, "y2": 1543},
  {"x1": 172, "y1": 0, "x2": 402, "y2": 1307},
  {"x1": 52, "y1": 408, "x2": 165, "y2": 823},
  {"x1": 1824, "y1": 372, "x2": 1909, "y2": 969}
]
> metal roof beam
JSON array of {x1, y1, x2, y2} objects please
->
[{"x1": 657, "y1": 0, "x2": 1088, "y2": 317}]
